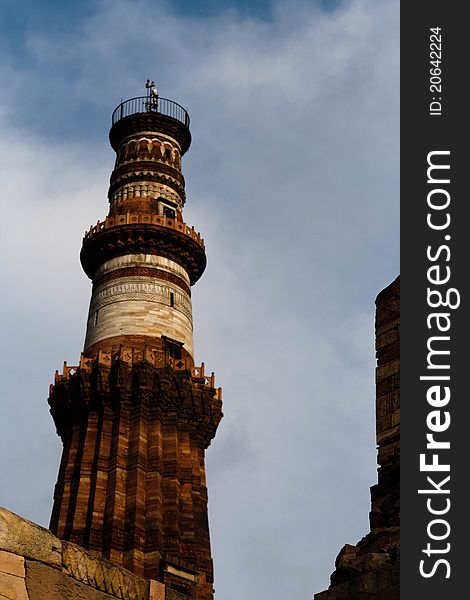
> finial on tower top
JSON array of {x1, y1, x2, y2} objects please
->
[
  {"x1": 145, "y1": 78, "x2": 158, "y2": 95},
  {"x1": 145, "y1": 79, "x2": 158, "y2": 112},
  {"x1": 110, "y1": 83, "x2": 191, "y2": 148}
]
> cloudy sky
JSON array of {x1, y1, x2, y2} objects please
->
[{"x1": 0, "y1": 0, "x2": 398, "y2": 598}]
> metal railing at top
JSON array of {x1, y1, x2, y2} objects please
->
[{"x1": 112, "y1": 96, "x2": 190, "y2": 128}]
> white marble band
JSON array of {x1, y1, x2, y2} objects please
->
[{"x1": 84, "y1": 254, "x2": 194, "y2": 356}]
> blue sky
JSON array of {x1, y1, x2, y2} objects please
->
[
  {"x1": 1, "y1": 0, "x2": 345, "y2": 41},
  {"x1": 0, "y1": 1, "x2": 399, "y2": 599}
]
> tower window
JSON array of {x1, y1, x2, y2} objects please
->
[
  {"x1": 165, "y1": 148, "x2": 171, "y2": 160},
  {"x1": 163, "y1": 206, "x2": 176, "y2": 219},
  {"x1": 170, "y1": 292, "x2": 175, "y2": 307},
  {"x1": 94, "y1": 310, "x2": 99, "y2": 326}
]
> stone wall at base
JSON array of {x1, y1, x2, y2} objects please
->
[
  {"x1": 0, "y1": 506, "x2": 166, "y2": 600},
  {"x1": 314, "y1": 277, "x2": 400, "y2": 600}
]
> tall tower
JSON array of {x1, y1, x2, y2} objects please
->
[{"x1": 48, "y1": 84, "x2": 223, "y2": 600}]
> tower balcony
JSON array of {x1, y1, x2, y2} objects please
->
[
  {"x1": 54, "y1": 351, "x2": 221, "y2": 401},
  {"x1": 80, "y1": 212, "x2": 207, "y2": 283},
  {"x1": 110, "y1": 96, "x2": 192, "y2": 155},
  {"x1": 112, "y1": 96, "x2": 190, "y2": 128},
  {"x1": 84, "y1": 212, "x2": 204, "y2": 248}
]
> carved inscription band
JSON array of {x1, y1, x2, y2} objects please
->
[
  {"x1": 94, "y1": 266, "x2": 191, "y2": 296},
  {"x1": 90, "y1": 277, "x2": 192, "y2": 321}
]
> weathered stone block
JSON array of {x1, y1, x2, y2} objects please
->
[
  {"x1": 376, "y1": 390, "x2": 400, "y2": 418},
  {"x1": 375, "y1": 328, "x2": 398, "y2": 349},
  {"x1": 0, "y1": 506, "x2": 61, "y2": 568},
  {"x1": 354, "y1": 553, "x2": 390, "y2": 574},
  {"x1": 25, "y1": 560, "x2": 118, "y2": 600},
  {"x1": 317, "y1": 581, "x2": 351, "y2": 600},
  {"x1": 335, "y1": 544, "x2": 358, "y2": 569},
  {"x1": 62, "y1": 541, "x2": 148, "y2": 600},
  {"x1": 376, "y1": 425, "x2": 399, "y2": 448},
  {"x1": 149, "y1": 579, "x2": 165, "y2": 600},
  {"x1": 0, "y1": 568, "x2": 29, "y2": 600},
  {"x1": 348, "y1": 567, "x2": 391, "y2": 595},
  {"x1": 376, "y1": 339, "x2": 399, "y2": 361},
  {"x1": 375, "y1": 359, "x2": 400, "y2": 383},
  {"x1": 0, "y1": 549, "x2": 25, "y2": 578}
]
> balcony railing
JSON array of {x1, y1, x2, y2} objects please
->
[
  {"x1": 54, "y1": 353, "x2": 221, "y2": 400},
  {"x1": 83, "y1": 212, "x2": 204, "y2": 248},
  {"x1": 112, "y1": 96, "x2": 190, "y2": 128}
]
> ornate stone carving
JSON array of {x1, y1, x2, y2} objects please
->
[
  {"x1": 89, "y1": 277, "x2": 192, "y2": 320},
  {"x1": 62, "y1": 542, "x2": 148, "y2": 600},
  {"x1": 80, "y1": 221, "x2": 206, "y2": 284},
  {"x1": 94, "y1": 267, "x2": 191, "y2": 296}
]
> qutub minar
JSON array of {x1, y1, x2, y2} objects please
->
[
  {"x1": 48, "y1": 82, "x2": 223, "y2": 600},
  {"x1": 0, "y1": 84, "x2": 399, "y2": 600}
]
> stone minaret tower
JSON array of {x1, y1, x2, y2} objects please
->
[{"x1": 48, "y1": 83, "x2": 223, "y2": 600}]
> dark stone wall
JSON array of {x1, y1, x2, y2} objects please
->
[{"x1": 314, "y1": 277, "x2": 400, "y2": 600}]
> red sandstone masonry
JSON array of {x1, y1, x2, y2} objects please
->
[{"x1": 48, "y1": 355, "x2": 222, "y2": 600}]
